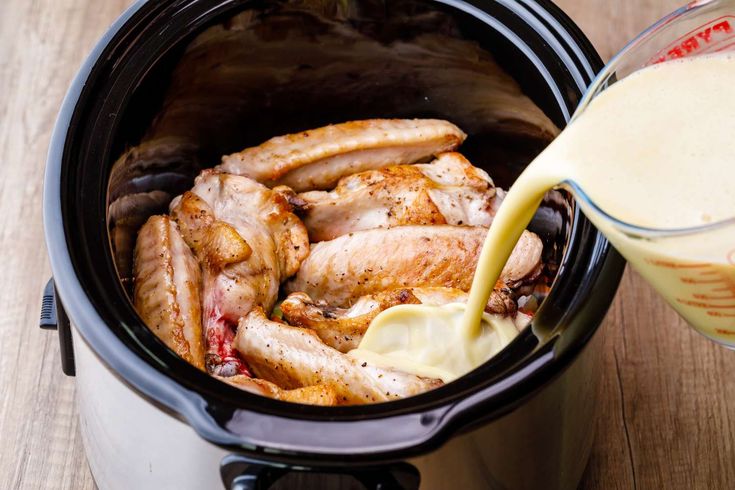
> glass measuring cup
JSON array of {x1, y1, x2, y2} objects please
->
[{"x1": 566, "y1": 0, "x2": 735, "y2": 347}]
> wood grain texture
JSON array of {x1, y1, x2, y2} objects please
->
[
  {"x1": 0, "y1": 0, "x2": 732, "y2": 488},
  {"x1": 554, "y1": 3, "x2": 735, "y2": 488},
  {"x1": 0, "y1": 1, "x2": 134, "y2": 489}
]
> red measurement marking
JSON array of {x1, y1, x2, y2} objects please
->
[
  {"x1": 677, "y1": 298, "x2": 735, "y2": 308},
  {"x1": 693, "y1": 293, "x2": 735, "y2": 300},
  {"x1": 708, "y1": 311, "x2": 735, "y2": 318},
  {"x1": 680, "y1": 277, "x2": 725, "y2": 284},
  {"x1": 715, "y1": 329, "x2": 735, "y2": 336},
  {"x1": 646, "y1": 258, "x2": 710, "y2": 269},
  {"x1": 648, "y1": 16, "x2": 735, "y2": 64}
]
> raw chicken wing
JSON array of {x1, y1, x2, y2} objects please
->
[
  {"x1": 281, "y1": 287, "x2": 517, "y2": 352},
  {"x1": 234, "y1": 308, "x2": 443, "y2": 404},
  {"x1": 170, "y1": 171, "x2": 309, "y2": 375},
  {"x1": 295, "y1": 152, "x2": 500, "y2": 241},
  {"x1": 218, "y1": 119, "x2": 466, "y2": 192},
  {"x1": 133, "y1": 215, "x2": 206, "y2": 369},
  {"x1": 286, "y1": 225, "x2": 543, "y2": 307}
]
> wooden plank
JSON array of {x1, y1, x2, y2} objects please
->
[
  {"x1": 0, "y1": 1, "x2": 133, "y2": 488},
  {"x1": 557, "y1": 1, "x2": 680, "y2": 61},
  {"x1": 555, "y1": 1, "x2": 735, "y2": 488},
  {"x1": 0, "y1": 0, "x2": 732, "y2": 489}
]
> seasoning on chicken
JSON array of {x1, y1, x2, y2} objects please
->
[
  {"x1": 170, "y1": 171, "x2": 309, "y2": 376},
  {"x1": 133, "y1": 215, "x2": 206, "y2": 370},
  {"x1": 171, "y1": 191, "x2": 252, "y2": 268},
  {"x1": 218, "y1": 375, "x2": 339, "y2": 406},
  {"x1": 234, "y1": 308, "x2": 443, "y2": 404},
  {"x1": 286, "y1": 225, "x2": 543, "y2": 307},
  {"x1": 293, "y1": 152, "x2": 500, "y2": 241},
  {"x1": 218, "y1": 119, "x2": 467, "y2": 192},
  {"x1": 281, "y1": 287, "x2": 518, "y2": 352},
  {"x1": 129, "y1": 108, "x2": 552, "y2": 404}
]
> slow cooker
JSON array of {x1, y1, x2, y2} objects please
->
[{"x1": 41, "y1": 0, "x2": 625, "y2": 488}]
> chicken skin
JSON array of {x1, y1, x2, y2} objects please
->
[
  {"x1": 234, "y1": 308, "x2": 443, "y2": 404},
  {"x1": 281, "y1": 287, "x2": 518, "y2": 352},
  {"x1": 218, "y1": 119, "x2": 466, "y2": 192},
  {"x1": 218, "y1": 375, "x2": 339, "y2": 406},
  {"x1": 130, "y1": 111, "x2": 550, "y2": 405},
  {"x1": 286, "y1": 225, "x2": 543, "y2": 307},
  {"x1": 294, "y1": 152, "x2": 500, "y2": 241},
  {"x1": 133, "y1": 215, "x2": 206, "y2": 369},
  {"x1": 170, "y1": 171, "x2": 309, "y2": 375}
]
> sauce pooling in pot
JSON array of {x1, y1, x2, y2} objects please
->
[{"x1": 352, "y1": 53, "x2": 735, "y2": 380}]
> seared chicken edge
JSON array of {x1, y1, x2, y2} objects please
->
[
  {"x1": 296, "y1": 152, "x2": 500, "y2": 241},
  {"x1": 219, "y1": 119, "x2": 467, "y2": 192},
  {"x1": 287, "y1": 225, "x2": 543, "y2": 307},
  {"x1": 218, "y1": 375, "x2": 339, "y2": 406},
  {"x1": 234, "y1": 308, "x2": 443, "y2": 404},
  {"x1": 133, "y1": 215, "x2": 206, "y2": 370},
  {"x1": 281, "y1": 287, "x2": 518, "y2": 352}
]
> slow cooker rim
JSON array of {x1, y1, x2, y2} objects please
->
[{"x1": 44, "y1": 0, "x2": 622, "y2": 462}]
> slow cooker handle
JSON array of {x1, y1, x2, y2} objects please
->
[
  {"x1": 220, "y1": 454, "x2": 420, "y2": 490},
  {"x1": 39, "y1": 278, "x2": 75, "y2": 376}
]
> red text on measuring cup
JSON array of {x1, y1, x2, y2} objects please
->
[{"x1": 649, "y1": 16, "x2": 735, "y2": 64}]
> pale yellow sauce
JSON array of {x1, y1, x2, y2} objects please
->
[
  {"x1": 349, "y1": 305, "x2": 519, "y2": 382},
  {"x1": 354, "y1": 53, "x2": 735, "y2": 382}
]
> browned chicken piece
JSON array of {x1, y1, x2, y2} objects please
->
[
  {"x1": 294, "y1": 152, "x2": 499, "y2": 241},
  {"x1": 170, "y1": 171, "x2": 309, "y2": 376},
  {"x1": 171, "y1": 191, "x2": 253, "y2": 269},
  {"x1": 218, "y1": 375, "x2": 339, "y2": 406},
  {"x1": 111, "y1": 11, "x2": 561, "y2": 283},
  {"x1": 286, "y1": 225, "x2": 543, "y2": 307},
  {"x1": 281, "y1": 287, "x2": 517, "y2": 352},
  {"x1": 234, "y1": 308, "x2": 443, "y2": 404},
  {"x1": 218, "y1": 119, "x2": 467, "y2": 192},
  {"x1": 133, "y1": 215, "x2": 206, "y2": 370},
  {"x1": 281, "y1": 289, "x2": 419, "y2": 352}
]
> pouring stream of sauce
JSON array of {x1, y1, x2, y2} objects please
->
[{"x1": 351, "y1": 53, "x2": 735, "y2": 381}]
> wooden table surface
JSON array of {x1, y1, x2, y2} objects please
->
[{"x1": 1, "y1": 0, "x2": 733, "y2": 488}]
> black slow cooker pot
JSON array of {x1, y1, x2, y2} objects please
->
[{"x1": 42, "y1": 0, "x2": 625, "y2": 488}]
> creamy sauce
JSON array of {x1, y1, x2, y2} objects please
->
[
  {"x1": 355, "y1": 53, "x2": 735, "y2": 381},
  {"x1": 349, "y1": 305, "x2": 519, "y2": 382}
]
